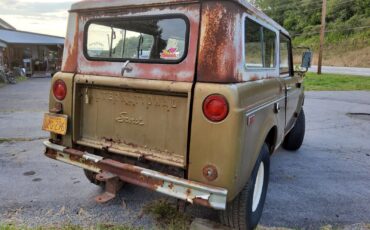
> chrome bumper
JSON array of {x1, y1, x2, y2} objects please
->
[{"x1": 43, "y1": 141, "x2": 228, "y2": 210}]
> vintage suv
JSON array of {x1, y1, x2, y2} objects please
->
[{"x1": 42, "y1": 0, "x2": 309, "y2": 229}]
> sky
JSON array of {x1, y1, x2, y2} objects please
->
[{"x1": 0, "y1": 0, "x2": 79, "y2": 37}]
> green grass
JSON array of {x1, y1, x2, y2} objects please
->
[
  {"x1": 143, "y1": 200, "x2": 191, "y2": 230},
  {"x1": 0, "y1": 200, "x2": 191, "y2": 230},
  {"x1": 0, "y1": 137, "x2": 47, "y2": 144},
  {"x1": 304, "y1": 73, "x2": 370, "y2": 91},
  {"x1": 15, "y1": 76, "x2": 28, "y2": 83}
]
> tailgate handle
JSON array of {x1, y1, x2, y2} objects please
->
[{"x1": 121, "y1": 60, "x2": 133, "y2": 76}]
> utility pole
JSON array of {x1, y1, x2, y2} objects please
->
[{"x1": 317, "y1": 0, "x2": 327, "y2": 75}]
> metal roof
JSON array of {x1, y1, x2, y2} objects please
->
[
  {"x1": 71, "y1": 0, "x2": 288, "y2": 35},
  {"x1": 0, "y1": 18, "x2": 16, "y2": 30},
  {"x1": 71, "y1": 0, "x2": 190, "y2": 11},
  {"x1": 0, "y1": 29, "x2": 64, "y2": 46}
]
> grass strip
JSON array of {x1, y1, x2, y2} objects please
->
[{"x1": 304, "y1": 73, "x2": 370, "y2": 91}]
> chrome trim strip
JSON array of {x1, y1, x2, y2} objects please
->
[
  {"x1": 44, "y1": 141, "x2": 66, "y2": 152},
  {"x1": 83, "y1": 152, "x2": 104, "y2": 163},
  {"x1": 246, "y1": 96, "x2": 286, "y2": 116}
]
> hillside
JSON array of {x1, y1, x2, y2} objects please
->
[{"x1": 250, "y1": 0, "x2": 370, "y2": 67}]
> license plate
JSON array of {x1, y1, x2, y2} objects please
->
[{"x1": 42, "y1": 113, "x2": 68, "y2": 135}]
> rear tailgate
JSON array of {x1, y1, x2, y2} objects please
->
[
  {"x1": 68, "y1": 3, "x2": 200, "y2": 168},
  {"x1": 73, "y1": 76, "x2": 191, "y2": 168}
]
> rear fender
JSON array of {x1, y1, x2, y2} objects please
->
[
  {"x1": 48, "y1": 72, "x2": 74, "y2": 147},
  {"x1": 234, "y1": 113, "x2": 277, "y2": 199}
]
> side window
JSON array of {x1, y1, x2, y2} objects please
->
[
  {"x1": 280, "y1": 34, "x2": 291, "y2": 74},
  {"x1": 245, "y1": 18, "x2": 276, "y2": 69}
]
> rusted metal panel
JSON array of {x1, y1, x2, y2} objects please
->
[
  {"x1": 197, "y1": 1, "x2": 243, "y2": 83},
  {"x1": 70, "y1": 0, "x2": 290, "y2": 36},
  {"x1": 61, "y1": 13, "x2": 79, "y2": 73},
  {"x1": 43, "y1": 140, "x2": 228, "y2": 210},
  {"x1": 70, "y1": 0, "x2": 199, "y2": 12},
  {"x1": 72, "y1": 75, "x2": 192, "y2": 168},
  {"x1": 62, "y1": 4, "x2": 201, "y2": 82},
  {"x1": 95, "y1": 172, "x2": 124, "y2": 203},
  {"x1": 62, "y1": 1, "x2": 288, "y2": 83},
  {"x1": 196, "y1": 1, "x2": 283, "y2": 83}
]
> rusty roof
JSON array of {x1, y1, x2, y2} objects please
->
[{"x1": 71, "y1": 0, "x2": 289, "y2": 35}]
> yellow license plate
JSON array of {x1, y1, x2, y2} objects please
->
[{"x1": 42, "y1": 113, "x2": 68, "y2": 135}]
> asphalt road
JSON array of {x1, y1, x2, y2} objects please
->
[
  {"x1": 1, "y1": 78, "x2": 370, "y2": 229},
  {"x1": 309, "y1": 66, "x2": 370, "y2": 76}
]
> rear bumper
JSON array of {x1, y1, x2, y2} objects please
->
[{"x1": 43, "y1": 141, "x2": 227, "y2": 210}]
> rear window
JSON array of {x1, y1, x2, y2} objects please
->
[{"x1": 84, "y1": 16, "x2": 188, "y2": 63}]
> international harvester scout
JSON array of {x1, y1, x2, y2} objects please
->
[{"x1": 42, "y1": 0, "x2": 310, "y2": 229}]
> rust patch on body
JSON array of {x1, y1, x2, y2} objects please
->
[
  {"x1": 45, "y1": 148, "x2": 57, "y2": 160},
  {"x1": 197, "y1": 1, "x2": 242, "y2": 83},
  {"x1": 97, "y1": 159, "x2": 165, "y2": 190},
  {"x1": 202, "y1": 165, "x2": 218, "y2": 181},
  {"x1": 62, "y1": 13, "x2": 79, "y2": 72},
  {"x1": 67, "y1": 4, "x2": 200, "y2": 82}
]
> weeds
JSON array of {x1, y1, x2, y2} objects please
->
[
  {"x1": 0, "y1": 223, "x2": 141, "y2": 230},
  {"x1": 143, "y1": 200, "x2": 191, "y2": 230}
]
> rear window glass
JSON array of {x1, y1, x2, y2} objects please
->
[
  {"x1": 245, "y1": 18, "x2": 276, "y2": 69},
  {"x1": 85, "y1": 16, "x2": 188, "y2": 63}
]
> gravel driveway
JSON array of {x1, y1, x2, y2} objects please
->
[{"x1": 1, "y1": 78, "x2": 370, "y2": 229}]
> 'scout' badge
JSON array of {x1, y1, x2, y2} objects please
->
[{"x1": 115, "y1": 112, "x2": 145, "y2": 126}]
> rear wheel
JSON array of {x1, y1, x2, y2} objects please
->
[
  {"x1": 283, "y1": 109, "x2": 305, "y2": 151},
  {"x1": 219, "y1": 144, "x2": 270, "y2": 230},
  {"x1": 83, "y1": 169, "x2": 105, "y2": 187}
]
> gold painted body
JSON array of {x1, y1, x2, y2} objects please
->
[{"x1": 45, "y1": 0, "x2": 305, "y2": 204}]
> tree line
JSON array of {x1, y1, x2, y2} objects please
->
[{"x1": 250, "y1": 0, "x2": 370, "y2": 42}]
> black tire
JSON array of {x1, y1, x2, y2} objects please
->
[
  {"x1": 283, "y1": 109, "x2": 306, "y2": 151},
  {"x1": 83, "y1": 169, "x2": 105, "y2": 187},
  {"x1": 219, "y1": 144, "x2": 270, "y2": 230}
]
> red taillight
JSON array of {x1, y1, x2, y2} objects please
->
[
  {"x1": 53, "y1": 80, "x2": 67, "y2": 101},
  {"x1": 202, "y1": 94, "x2": 229, "y2": 122}
]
